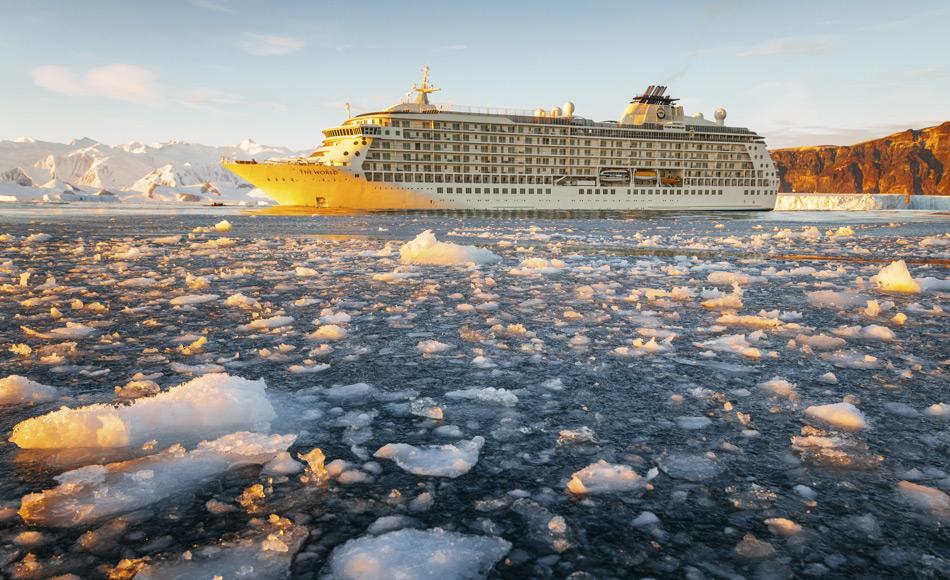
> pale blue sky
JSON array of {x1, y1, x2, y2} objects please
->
[{"x1": 2, "y1": 0, "x2": 949, "y2": 149}]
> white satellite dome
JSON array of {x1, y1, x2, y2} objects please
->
[
  {"x1": 693, "y1": 112, "x2": 704, "y2": 120},
  {"x1": 534, "y1": 108, "x2": 546, "y2": 117},
  {"x1": 714, "y1": 108, "x2": 727, "y2": 125},
  {"x1": 550, "y1": 106, "x2": 562, "y2": 117},
  {"x1": 563, "y1": 101, "x2": 575, "y2": 116}
]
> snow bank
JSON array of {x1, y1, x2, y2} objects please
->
[
  {"x1": 399, "y1": 230, "x2": 500, "y2": 266},
  {"x1": 804, "y1": 402, "x2": 867, "y2": 431},
  {"x1": 567, "y1": 460, "x2": 647, "y2": 495},
  {"x1": 0, "y1": 375, "x2": 59, "y2": 405},
  {"x1": 871, "y1": 260, "x2": 921, "y2": 294},
  {"x1": 374, "y1": 436, "x2": 485, "y2": 478},
  {"x1": 10, "y1": 373, "x2": 275, "y2": 449},
  {"x1": 20, "y1": 432, "x2": 295, "y2": 527},
  {"x1": 328, "y1": 528, "x2": 510, "y2": 580}
]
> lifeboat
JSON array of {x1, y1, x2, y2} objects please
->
[
  {"x1": 599, "y1": 168, "x2": 630, "y2": 183},
  {"x1": 661, "y1": 176, "x2": 682, "y2": 186}
]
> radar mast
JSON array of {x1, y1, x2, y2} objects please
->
[{"x1": 411, "y1": 65, "x2": 440, "y2": 105}]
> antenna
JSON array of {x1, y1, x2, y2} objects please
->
[
  {"x1": 344, "y1": 102, "x2": 352, "y2": 119},
  {"x1": 411, "y1": 65, "x2": 441, "y2": 105}
]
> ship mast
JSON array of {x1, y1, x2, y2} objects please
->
[{"x1": 411, "y1": 65, "x2": 440, "y2": 105}]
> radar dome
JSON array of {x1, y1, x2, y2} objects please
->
[
  {"x1": 534, "y1": 108, "x2": 546, "y2": 117},
  {"x1": 550, "y1": 106, "x2": 562, "y2": 117},
  {"x1": 563, "y1": 101, "x2": 575, "y2": 116},
  {"x1": 714, "y1": 108, "x2": 727, "y2": 125},
  {"x1": 693, "y1": 112, "x2": 704, "y2": 120}
]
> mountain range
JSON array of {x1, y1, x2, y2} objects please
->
[
  {"x1": 0, "y1": 137, "x2": 306, "y2": 204},
  {"x1": 771, "y1": 122, "x2": 949, "y2": 195}
]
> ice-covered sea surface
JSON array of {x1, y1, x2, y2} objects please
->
[{"x1": 0, "y1": 206, "x2": 948, "y2": 579}]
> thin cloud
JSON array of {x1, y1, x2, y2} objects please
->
[
  {"x1": 189, "y1": 0, "x2": 233, "y2": 12},
  {"x1": 32, "y1": 64, "x2": 165, "y2": 106},
  {"x1": 737, "y1": 36, "x2": 834, "y2": 57},
  {"x1": 239, "y1": 33, "x2": 305, "y2": 56}
]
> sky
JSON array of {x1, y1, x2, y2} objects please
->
[{"x1": 2, "y1": 0, "x2": 949, "y2": 149}]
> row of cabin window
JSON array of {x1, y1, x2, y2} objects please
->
[
  {"x1": 580, "y1": 189, "x2": 726, "y2": 196},
  {"x1": 438, "y1": 187, "x2": 553, "y2": 195}
]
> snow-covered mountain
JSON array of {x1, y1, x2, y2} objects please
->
[{"x1": 0, "y1": 137, "x2": 308, "y2": 204}]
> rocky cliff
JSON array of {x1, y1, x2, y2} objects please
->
[{"x1": 770, "y1": 122, "x2": 949, "y2": 195}]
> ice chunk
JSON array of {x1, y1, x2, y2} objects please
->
[
  {"x1": 374, "y1": 436, "x2": 485, "y2": 478},
  {"x1": 567, "y1": 460, "x2": 646, "y2": 495},
  {"x1": 124, "y1": 513, "x2": 307, "y2": 579},
  {"x1": 245, "y1": 315, "x2": 294, "y2": 330},
  {"x1": 806, "y1": 290, "x2": 868, "y2": 309},
  {"x1": 399, "y1": 230, "x2": 500, "y2": 266},
  {"x1": 509, "y1": 257, "x2": 567, "y2": 275},
  {"x1": 10, "y1": 373, "x2": 275, "y2": 449},
  {"x1": 871, "y1": 260, "x2": 921, "y2": 294},
  {"x1": 328, "y1": 528, "x2": 510, "y2": 580},
  {"x1": 20, "y1": 432, "x2": 295, "y2": 527},
  {"x1": 675, "y1": 416, "x2": 712, "y2": 429},
  {"x1": 895, "y1": 481, "x2": 950, "y2": 524},
  {"x1": 445, "y1": 387, "x2": 518, "y2": 407},
  {"x1": 0, "y1": 375, "x2": 59, "y2": 405},
  {"x1": 764, "y1": 517, "x2": 802, "y2": 536},
  {"x1": 169, "y1": 294, "x2": 219, "y2": 306},
  {"x1": 114, "y1": 379, "x2": 161, "y2": 399},
  {"x1": 658, "y1": 453, "x2": 720, "y2": 481},
  {"x1": 262, "y1": 451, "x2": 304, "y2": 475},
  {"x1": 311, "y1": 324, "x2": 347, "y2": 341},
  {"x1": 417, "y1": 340, "x2": 454, "y2": 354},
  {"x1": 214, "y1": 219, "x2": 232, "y2": 232},
  {"x1": 923, "y1": 403, "x2": 949, "y2": 419},
  {"x1": 804, "y1": 402, "x2": 867, "y2": 432},
  {"x1": 759, "y1": 377, "x2": 797, "y2": 399}
]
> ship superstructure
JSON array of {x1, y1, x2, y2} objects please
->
[{"x1": 223, "y1": 67, "x2": 779, "y2": 210}]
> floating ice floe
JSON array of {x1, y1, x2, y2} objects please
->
[
  {"x1": 806, "y1": 290, "x2": 868, "y2": 309},
  {"x1": 695, "y1": 334, "x2": 761, "y2": 358},
  {"x1": 566, "y1": 460, "x2": 650, "y2": 495},
  {"x1": 169, "y1": 294, "x2": 219, "y2": 306},
  {"x1": 416, "y1": 339, "x2": 454, "y2": 354},
  {"x1": 895, "y1": 481, "x2": 950, "y2": 524},
  {"x1": 10, "y1": 373, "x2": 275, "y2": 449},
  {"x1": 244, "y1": 315, "x2": 294, "y2": 330},
  {"x1": 657, "y1": 453, "x2": 720, "y2": 481},
  {"x1": 399, "y1": 230, "x2": 500, "y2": 266},
  {"x1": 0, "y1": 375, "x2": 59, "y2": 405},
  {"x1": 758, "y1": 377, "x2": 797, "y2": 399},
  {"x1": 509, "y1": 257, "x2": 567, "y2": 276},
  {"x1": 20, "y1": 432, "x2": 295, "y2": 527},
  {"x1": 374, "y1": 436, "x2": 485, "y2": 478},
  {"x1": 871, "y1": 260, "x2": 921, "y2": 294},
  {"x1": 804, "y1": 402, "x2": 867, "y2": 432},
  {"x1": 445, "y1": 387, "x2": 518, "y2": 407},
  {"x1": 327, "y1": 528, "x2": 510, "y2": 580},
  {"x1": 117, "y1": 513, "x2": 307, "y2": 578},
  {"x1": 311, "y1": 324, "x2": 347, "y2": 341}
]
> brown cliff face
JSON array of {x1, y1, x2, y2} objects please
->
[{"x1": 770, "y1": 122, "x2": 949, "y2": 195}]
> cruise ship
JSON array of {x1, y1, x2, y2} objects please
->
[{"x1": 223, "y1": 67, "x2": 779, "y2": 210}]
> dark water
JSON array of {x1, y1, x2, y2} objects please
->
[{"x1": 0, "y1": 207, "x2": 947, "y2": 579}]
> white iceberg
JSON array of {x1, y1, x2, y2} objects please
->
[
  {"x1": 10, "y1": 373, "x2": 275, "y2": 449},
  {"x1": 567, "y1": 460, "x2": 647, "y2": 495},
  {"x1": 804, "y1": 402, "x2": 867, "y2": 432},
  {"x1": 399, "y1": 230, "x2": 500, "y2": 266}
]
